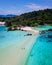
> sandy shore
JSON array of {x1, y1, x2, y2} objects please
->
[
  {"x1": 21, "y1": 26, "x2": 39, "y2": 33},
  {"x1": 0, "y1": 22, "x2": 5, "y2": 25},
  {"x1": 0, "y1": 27, "x2": 39, "y2": 65}
]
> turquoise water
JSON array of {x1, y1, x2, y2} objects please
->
[
  {"x1": 0, "y1": 26, "x2": 36, "y2": 65},
  {"x1": 0, "y1": 25, "x2": 52, "y2": 65},
  {"x1": 0, "y1": 26, "x2": 6, "y2": 31},
  {"x1": 0, "y1": 26, "x2": 31, "y2": 48},
  {"x1": 26, "y1": 26, "x2": 52, "y2": 65},
  {"x1": 34, "y1": 25, "x2": 52, "y2": 30}
]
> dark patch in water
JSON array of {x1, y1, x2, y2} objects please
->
[
  {"x1": 24, "y1": 33, "x2": 32, "y2": 36},
  {"x1": 30, "y1": 54, "x2": 34, "y2": 57},
  {"x1": 0, "y1": 36, "x2": 5, "y2": 38},
  {"x1": 39, "y1": 30, "x2": 52, "y2": 44},
  {"x1": 48, "y1": 29, "x2": 52, "y2": 31},
  {"x1": 47, "y1": 40, "x2": 52, "y2": 42},
  {"x1": 48, "y1": 35, "x2": 52, "y2": 38},
  {"x1": 21, "y1": 47, "x2": 25, "y2": 50}
]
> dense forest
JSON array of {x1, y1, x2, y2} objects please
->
[{"x1": 0, "y1": 9, "x2": 52, "y2": 27}]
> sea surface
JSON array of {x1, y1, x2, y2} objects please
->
[
  {"x1": 0, "y1": 25, "x2": 37, "y2": 65},
  {"x1": 34, "y1": 25, "x2": 52, "y2": 30},
  {"x1": 0, "y1": 26, "x2": 31, "y2": 48},
  {"x1": 0, "y1": 25, "x2": 52, "y2": 65},
  {"x1": 26, "y1": 25, "x2": 52, "y2": 65}
]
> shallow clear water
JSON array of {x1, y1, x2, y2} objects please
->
[
  {"x1": 0, "y1": 26, "x2": 32, "y2": 48},
  {"x1": 0, "y1": 26, "x2": 38, "y2": 65},
  {"x1": 0, "y1": 26, "x2": 6, "y2": 31},
  {"x1": 0, "y1": 25, "x2": 52, "y2": 65},
  {"x1": 34, "y1": 25, "x2": 52, "y2": 30},
  {"x1": 26, "y1": 26, "x2": 52, "y2": 65}
]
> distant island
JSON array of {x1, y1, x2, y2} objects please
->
[
  {"x1": 0, "y1": 14, "x2": 16, "y2": 18},
  {"x1": 0, "y1": 9, "x2": 52, "y2": 28}
]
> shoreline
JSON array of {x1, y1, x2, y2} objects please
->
[
  {"x1": 0, "y1": 26, "x2": 40, "y2": 65},
  {"x1": 21, "y1": 26, "x2": 40, "y2": 33},
  {"x1": 7, "y1": 26, "x2": 40, "y2": 35}
]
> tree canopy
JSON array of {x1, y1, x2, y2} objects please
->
[{"x1": 0, "y1": 9, "x2": 52, "y2": 27}]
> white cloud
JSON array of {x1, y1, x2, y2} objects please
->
[
  {"x1": 26, "y1": 3, "x2": 51, "y2": 11},
  {"x1": 0, "y1": 4, "x2": 52, "y2": 15}
]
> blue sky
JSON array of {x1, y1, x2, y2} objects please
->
[{"x1": 0, "y1": 0, "x2": 52, "y2": 15}]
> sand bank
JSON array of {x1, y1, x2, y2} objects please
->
[
  {"x1": 21, "y1": 26, "x2": 39, "y2": 33},
  {"x1": 0, "y1": 27, "x2": 39, "y2": 65},
  {"x1": 0, "y1": 22, "x2": 5, "y2": 25}
]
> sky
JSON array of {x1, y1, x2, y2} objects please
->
[{"x1": 0, "y1": 0, "x2": 52, "y2": 15}]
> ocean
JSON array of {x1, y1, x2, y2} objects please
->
[
  {"x1": 26, "y1": 26, "x2": 52, "y2": 65},
  {"x1": 0, "y1": 25, "x2": 52, "y2": 65}
]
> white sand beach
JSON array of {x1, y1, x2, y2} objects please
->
[
  {"x1": 21, "y1": 27, "x2": 39, "y2": 33},
  {"x1": 0, "y1": 27, "x2": 39, "y2": 65},
  {"x1": 0, "y1": 22, "x2": 5, "y2": 25}
]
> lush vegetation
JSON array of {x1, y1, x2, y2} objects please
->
[{"x1": 0, "y1": 9, "x2": 52, "y2": 27}]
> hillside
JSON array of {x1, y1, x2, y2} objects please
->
[{"x1": 0, "y1": 9, "x2": 52, "y2": 26}]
